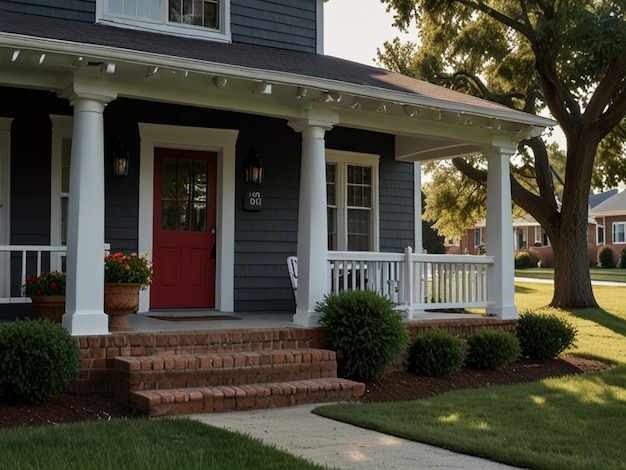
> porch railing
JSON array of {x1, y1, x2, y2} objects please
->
[
  {"x1": 0, "y1": 244, "x2": 109, "y2": 304},
  {"x1": 328, "y1": 247, "x2": 495, "y2": 318}
]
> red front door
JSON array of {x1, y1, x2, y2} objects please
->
[{"x1": 151, "y1": 148, "x2": 217, "y2": 308}]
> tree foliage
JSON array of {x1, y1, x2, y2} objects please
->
[{"x1": 379, "y1": 0, "x2": 626, "y2": 308}]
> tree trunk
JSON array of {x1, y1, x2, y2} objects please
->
[
  {"x1": 550, "y1": 228, "x2": 598, "y2": 309},
  {"x1": 548, "y1": 138, "x2": 600, "y2": 309}
]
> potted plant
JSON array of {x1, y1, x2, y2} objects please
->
[
  {"x1": 103, "y1": 252, "x2": 153, "y2": 331},
  {"x1": 23, "y1": 272, "x2": 66, "y2": 323}
]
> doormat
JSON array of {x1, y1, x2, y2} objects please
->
[{"x1": 147, "y1": 315, "x2": 242, "y2": 322}]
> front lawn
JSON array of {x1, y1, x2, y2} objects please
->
[
  {"x1": 0, "y1": 418, "x2": 326, "y2": 470},
  {"x1": 314, "y1": 282, "x2": 626, "y2": 470}
]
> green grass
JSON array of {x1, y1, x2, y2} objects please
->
[
  {"x1": 0, "y1": 418, "x2": 326, "y2": 470},
  {"x1": 314, "y1": 283, "x2": 626, "y2": 470},
  {"x1": 516, "y1": 267, "x2": 626, "y2": 283}
]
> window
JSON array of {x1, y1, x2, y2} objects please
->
[
  {"x1": 326, "y1": 151, "x2": 379, "y2": 251},
  {"x1": 597, "y1": 225, "x2": 605, "y2": 245},
  {"x1": 613, "y1": 222, "x2": 626, "y2": 244},
  {"x1": 474, "y1": 227, "x2": 482, "y2": 247},
  {"x1": 98, "y1": 0, "x2": 230, "y2": 41}
]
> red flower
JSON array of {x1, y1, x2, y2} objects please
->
[{"x1": 50, "y1": 281, "x2": 57, "y2": 290}]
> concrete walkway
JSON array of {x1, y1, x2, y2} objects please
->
[
  {"x1": 515, "y1": 276, "x2": 625, "y2": 287},
  {"x1": 189, "y1": 404, "x2": 520, "y2": 470}
]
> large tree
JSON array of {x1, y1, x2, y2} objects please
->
[{"x1": 379, "y1": 0, "x2": 626, "y2": 309}]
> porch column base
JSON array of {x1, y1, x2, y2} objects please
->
[
  {"x1": 292, "y1": 309, "x2": 321, "y2": 327},
  {"x1": 486, "y1": 304, "x2": 518, "y2": 320},
  {"x1": 62, "y1": 311, "x2": 109, "y2": 336}
]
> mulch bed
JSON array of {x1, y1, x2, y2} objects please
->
[{"x1": 0, "y1": 356, "x2": 609, "y2": 428}]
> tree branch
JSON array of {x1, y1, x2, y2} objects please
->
[{"x1": 584, "y1": 48, "x2": 626, "y2": 135}]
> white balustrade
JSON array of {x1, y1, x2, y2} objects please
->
[
  {"x1": 0, "y1": 244, "x2": 110, "y2": 303},
  {"x1": 328, "y1": 247, "x2": 494, "y2": 318}
]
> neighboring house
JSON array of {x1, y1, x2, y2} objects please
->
[
  {"x1": 0, "y1": 0, "x2": 553, "y2": 335},
  {"x1": 590, "y1": 189, "x2": 626, "y2": 264},
  {"x1": 453, "y1": 218, "x2": 548, "y2": 255},
  {"x1": 451, "y1": 189, "x2": 621, "y2": 265}
]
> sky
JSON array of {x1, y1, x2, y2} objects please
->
[{"x1": 323, "y1": 0, "x2": 416, "y2": 66}]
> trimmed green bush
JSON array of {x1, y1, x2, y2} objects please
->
[
  {"x1": 0, "y1": 319, "x2": 80, "y2": 403},
  {"x1": 407, "y1": 328, "x2": 466, "y2": 376},
  {"x1": 619, "y1": 247, "x2": 626, "y2": 268},
  {"x1": 514, "y1": 251, "x2": 533, "y2": 269},
  {"x1": 466, "y1": 329, "x2": 520, "y2": 370},
  {"x1": 316, "y1": 290, "x2": 409, "y2": 382},
  {"x1": 516, "y1": 311, "x2": 577, "y2": 360},
  {"x1": 599, "y1": 246, "x2": 615, "y2": 268}
]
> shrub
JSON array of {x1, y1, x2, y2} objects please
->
[
  {"x1": 316, "y1": 290, "x2": 409, "y2": 382},
  {"x1": 599, "y1": 247, "x2": 615, "y2": 268},
  {"x1": 466, "y1": 329, "x2": 520, "y2": 370},
  {"x1": 619, "y1": 247, "x2": 626, "y2": 269},
  {"x1": 516, "y1": 311, "x2": 577, "y2": 360},
  {"x1": 0, "y1": 319, "x2": 80, "y2": 403},
  {"x1": 515, "y1": 251, "x2": 533, "y2": 269},
  {"x1": 407, "y1": 328, "x2": 466, "y2": 376}
]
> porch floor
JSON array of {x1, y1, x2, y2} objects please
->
[{"x1": 125, "y1": 310, "x2": 489, "y2": 333}]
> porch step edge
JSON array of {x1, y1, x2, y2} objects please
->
[
  {"x1": 130, "y1": 378, "x2": 366, "y2": 417},
  {"x1": 114, "y1": 349, "x2": 337, "y2": 372}
]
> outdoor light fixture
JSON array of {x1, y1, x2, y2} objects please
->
[
  {"x1": 244, "y1": 149, "x2": 263, "y2": 185},
  {"x1": 112, "y1": 137, "x2": 130, "y2": 177},
  {"x1": 243, "y1": 149, "x2": 263, "y2": 211}
]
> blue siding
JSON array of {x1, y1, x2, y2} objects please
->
[
  {"x1": 0, "y1": 0, "x2": 95, "y2": 21},
  {"x1": 0, "y1": 0, "x2": 318, "y2": 51},
  {"x1": 231, "y1": 0, "x2": 317, "y2": 52}
]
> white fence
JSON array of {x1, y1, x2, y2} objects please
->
[
  {"x1": 0, "y1": 245, "x2": 109, "y2": 304},
  {"x1": 328, "y1": 247, "x2": 494, "y2": 318}
]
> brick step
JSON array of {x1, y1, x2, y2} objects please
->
[
  {"x1": 114, "y1": 349, "x2": 339, "y2": 396},
  {"x1": 130, "y1": 378, "x2": 366, "y2": 417}
]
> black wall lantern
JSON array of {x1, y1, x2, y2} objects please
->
[
  {"x1": 244, "y1": 149, "x2": 263, "y2": 184},
  {"x1": 243, "y1": 149, "x2": 263, "y2": 211},
  {"x1": 112, "y1": 137, "x2": 130, "y2": 177}
]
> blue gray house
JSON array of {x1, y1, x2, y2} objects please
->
[{"x1": 0, "y1": 0, "x2": 554, "y2": 335}]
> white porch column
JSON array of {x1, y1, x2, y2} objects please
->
[
  {"x1": 61, "y1": 88, "x2": 116, "y2": 335},
  {"x1": 485, "y1": 146, "x2": 517, "y2": 319},
  {"x1": 289, "y1": 120, "x2": 333, "y2": 326},
  {"x1": 414, "y1": 162, "x2": 423, "y2": 252}
]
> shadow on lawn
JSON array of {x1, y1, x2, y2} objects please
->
[{"x1": 568, "y1": 307, "x2": 626, "y2": 339}]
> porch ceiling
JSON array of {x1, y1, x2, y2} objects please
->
[{"x1": 0, "y1": 10, "x2": 555, "y2": 161}]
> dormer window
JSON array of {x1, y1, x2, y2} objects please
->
[
  {"x1": 98, "y1": 0, "x2": 230, "y2": 42},
  {"x1": 169, "y1": 0, "x2": 219, "y2": 29}
]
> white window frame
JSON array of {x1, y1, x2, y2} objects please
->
[
  {"x1": 50, "y1": 115, "x2": 73, "y2": 272},
  {"x1": 0, "y1": 118, "x2": 12, "y2": 299},
  {"x1": 96, "y1": 0, "x2": 231, "y2": 42},
  {"x1": 613, "y1": 222, "x2": 626, "y2": 244},
  {"x1": 474, "y1": 227, "x2": 482, "y2": 247},
  {"x1": 597, "y1": 225, "x2": 605, "y2": 245},
  {"x1": 326, "y1": 150, "x2": 379, "y2": 252}
]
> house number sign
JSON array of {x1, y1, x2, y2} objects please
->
[{"x1": 243, "y1": 189, "x2": 262, "y2": 211}]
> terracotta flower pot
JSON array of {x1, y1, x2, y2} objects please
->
[
  {"x1": 104, "y1": 283, "x2": 141, "y2": 331},
  {"x1": 30, "y1": 295, "x2": 65, "y2": 323}
]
